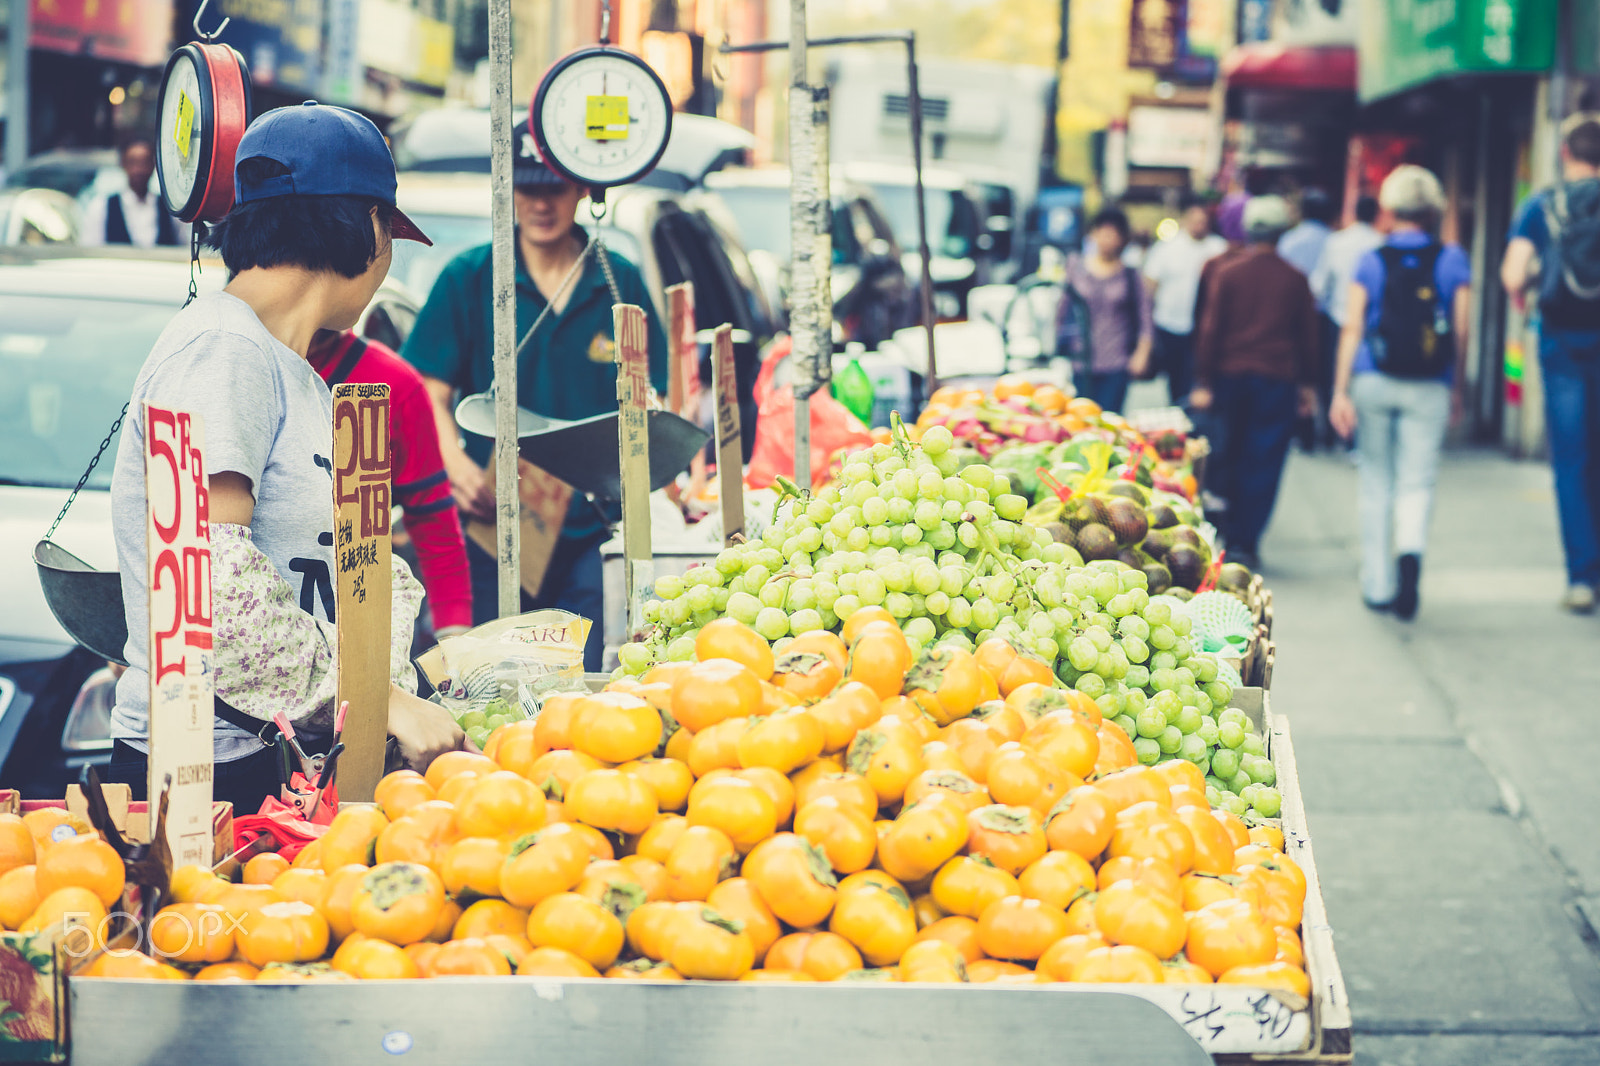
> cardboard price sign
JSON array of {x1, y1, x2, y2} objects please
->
[
  {"x1": 142, "y1": 403, "x2": 214, "y2": 868},
  {"x1": 332, "y1": 383, "x2": 393, "y2": 802},
  {"x1": 666, "y1": 282, "x2": 701, "y2": 417},
  {"x1": 615, "y1": 304, "x2": 654, "y2": 633},
  {"x1": 464, "y1": 461, "x2": 573, "y2": 598},
  {"x1": 711, "y1": 324, "x2": 745, "y2": 544}
]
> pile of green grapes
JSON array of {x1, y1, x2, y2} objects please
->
[{"x1": 625, "y1": 423, "x2": 1280, "y2": 819}]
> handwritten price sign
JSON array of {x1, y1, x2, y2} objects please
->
[
  {"x1": 614, "y1": 304, "x2": 654, "y2": 634},
  {"x1": 142, "y1": 404, "x2": 214, "y2": 867},
  {"x1": 666, "y1": 282, "x2": 700, "y2": 418},
  {"x1": 711, "y1": 324, "x2": 744, "y2": 544},
  {"x1": 332, "y1": 383, "x2": 393, "y2": 802}
]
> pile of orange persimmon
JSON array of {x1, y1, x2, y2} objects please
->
[{"x1": 75, "y1": 610, "x2": 1308, "y2": 992}]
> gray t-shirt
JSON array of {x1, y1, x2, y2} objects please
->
[{"x1": 111, "y1": 292, "x2": 336, "y2": 761}]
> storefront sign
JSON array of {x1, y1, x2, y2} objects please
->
[
  {"x1": 180, "y1": 0, "x2": 324, "y2": 93},
  {"x1": 30, "y1": 0, "x2": 173, "y2": 67},
  {"x1": 1128, "y1": 105, "x2": 1212, "y2": 169},
  {"x1": 1129, "y1": 0, "x2": 1183, "y2": 69},
  {"x1": 331, "y1": 382, "x2": 391, "y2": 803},
  {"x1": 359, "y1": 0, "x2": 454, "y2": 89},
  {"x1": 142, "y1": 403, "x2": 214, "y2": 869},
  {"x1": 1359, "y1": 0, "x2": 1555, "y2": 102}
]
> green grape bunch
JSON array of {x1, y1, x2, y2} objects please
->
[{"x1": 621, "y1": 416, "x2": 1280, "y2": 822}]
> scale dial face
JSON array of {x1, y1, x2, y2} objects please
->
[
  {"x1": 157, "y1": 48, "x2": 207, "y2": 217},
  {"x1": 531, "y1": 47, "x2": 673, "y2": 190}
]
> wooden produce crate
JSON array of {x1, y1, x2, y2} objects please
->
[
  {"x1": 65, "y1": 688, "x2": 1349, "y2": 1065},
  {"x1": 0, "y1": 788, "x2": 231, "y2": 1063}
]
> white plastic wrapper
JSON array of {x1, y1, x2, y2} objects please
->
[{"x1": 418, "y1": 610, "x2": 593, "y2": 735}]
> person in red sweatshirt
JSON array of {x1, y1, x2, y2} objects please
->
[{"x1": 307, "y1": 329, "x2": 473, "y2": 638}]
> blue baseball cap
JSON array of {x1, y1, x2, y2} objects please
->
[{"x1": 234, "y1": 101, "x2": 431, "y2": 245}]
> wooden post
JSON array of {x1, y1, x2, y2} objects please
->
[
  {"x1": 332, "y1": 383, "x2": 393, "y2": 803},
  {"x1": 666, "y1": 282, "x2": 697, "y2": 417},
  {"x1": 712, "y1": 324, "x2": 745, "y2": 544},
  {"x1": 615, "y1": 305, "x2": 653, "y2": 637},
  {"x1": 488, "y1": 0, "x2": 519, "y2": 618},
  {"x1": 142, "y1": 404, "x2": 214, "y2": 867}
]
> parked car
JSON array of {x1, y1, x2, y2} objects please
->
[
  {"x1": 4, "y1": 149, "x2": 122, "y2": 205},
  {"x1": 700, "y1": 166, "x2": 916, "y2": 350},
  {"x1": 0, "y1": 188, "x2": 80, "y2": 245},
  {"x1": 390, "y1": 173, "x2": 776, "y2": 459},
  {"x1": 0, "y1": 248, "x2": 418, "y2": 797},
  {"x1": 838, "y1": 160, "x2": 988, "y2": 320}
]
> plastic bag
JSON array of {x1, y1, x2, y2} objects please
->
[
  {"x1": 832, "y1": 358, "x2": 876, "y2": 424},
  {"x1": 419, "y1": 609, "x2": 593, "y2": 747},
  {"x1": 748, "y1": 337, "x2": 875, "y2": 490}
]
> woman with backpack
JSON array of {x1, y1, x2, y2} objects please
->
[
  {"x1": 1329, "y1": 165, "x2": 1472, "y2": 620},
  {"x1": 1056, "y1": 208, "x2": 1153, "y2": 415}
]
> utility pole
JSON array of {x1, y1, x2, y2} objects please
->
[
  {"x1": 488, "y1": 0, "x2": 518, "y2": 616},
  {"x1": 6, "y1": 0, "x2": 30, "y2": 172}
]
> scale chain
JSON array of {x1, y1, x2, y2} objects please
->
[{"x1": 45, "y1": 403, "x2": 129, "y2": 543}]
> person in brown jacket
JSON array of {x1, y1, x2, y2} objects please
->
[{"x1": 1191, "y1": 195, "x2": 1320, "y2": 569}]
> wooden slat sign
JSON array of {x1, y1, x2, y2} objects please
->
[
  {"x1": 666, "y1": 282, "x2": 700, "y2": 417},
  {"x1": 614, "y1": 304, "x2": 653, "y2": 634},
  {"x1": 332, "y1": 383, "x2": 392, "y2": 802},
  {"x1": 711, "y1": 324, "x2": 744, "y2": 544},
  {"x1": 142, "y1": 403, "x2": 214, "y2": 867},
  {"x1": 464, "y1": 461, "x2": 572, "y2": 598}
]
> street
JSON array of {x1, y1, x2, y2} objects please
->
[{"x1": 1262, "y1": 445, "x2": 1600, "y2": 1065}]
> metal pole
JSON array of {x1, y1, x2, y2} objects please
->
[
  {"x1": 789, "y1": 0, "x2": 817, "y2": 489},
  {"x1": 5, "y1": 0, "x2": 30, "y2": 174},
  {"x1": 488, "y1": 0, "x2": 519, "y2": 617},
  {"x1": 906, "y1": 34, "x2": 937, "y2": 395}
]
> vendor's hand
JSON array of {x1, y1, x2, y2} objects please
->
[
  {"x1": 1127, "y1": 351, "x2": 1152, "y2": 379},
  {"x1": 387, "y1": 686, "x2": 470, "y2": 770},
  {"x1": 1189, "y1": 386, "x2": 1213, "y2": 411},
  {"x1": 1329, "y1": 392, "x2": 1358, "y2": 440},
  {"x1": 445, "y1": 453, "x2": 496, "y2": 523},
  {"x1": 1296, "y1": 385, "x2": 1319, "y2": 419}
]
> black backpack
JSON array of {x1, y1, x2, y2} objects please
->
[
  {"x1": 1368, "y1": 244, "x2": 1453, "y2": 380},
  {"x1": 1538, "y1": 178, "x2": 1600, "y2": 329}
]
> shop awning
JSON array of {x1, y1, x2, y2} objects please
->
[{"x1": 1221, "y1": 44, "x2": 1357, "y2": 93}]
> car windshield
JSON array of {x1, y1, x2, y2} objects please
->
[
  {"x1": 0, "y1": 294, "x2": 175, "y2": 490},
  {"x1": 388, "y1": 212, "x2": 645, "y2": 302},
  {"x1": 711, "y1": 186, "x2": 861, "y2": 268},
  {"x1": 867, "y1": 184, "x2": 974, "y2": 260}
]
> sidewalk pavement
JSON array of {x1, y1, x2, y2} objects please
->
[{"x1": 1260, "y1": 446, "x2": 1600, "y2": 1066}]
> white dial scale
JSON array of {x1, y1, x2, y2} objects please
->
[{"x1": 530, "y1": 47, "x2": 673, "y2": 192}]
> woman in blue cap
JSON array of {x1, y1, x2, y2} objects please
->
[{"x1": 104, "y1": 103, "x2": 468, "y2": 812}]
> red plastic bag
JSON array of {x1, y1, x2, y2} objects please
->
[{"x1": 747, "y1": 337, "x2": 874, "y2": 489}]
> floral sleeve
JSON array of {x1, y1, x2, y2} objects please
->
[{"x1": 211, "y1": 524, "x2": 424, "y2": 727}]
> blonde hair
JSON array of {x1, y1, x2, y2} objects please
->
[{"x1": 1379, "y1": 165, "x2": 1445, "y2": 226}]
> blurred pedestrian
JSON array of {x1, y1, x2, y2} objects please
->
[
  {"x1": 401, "y1": 120, "x2": 668, "y2": 668},
  {"x1": 1309, "y1": 196, "x2": 1384, "y2": 448},
  {"x1": 1329, "y1": 167, "x2": 1470, "y2": 621},
  {"x1": 1500, "y1": 112, "x2": 1600, "y2": 614},
  {"x1": 1191, "y1": 195, "x2": 1320, "y2": 570},
  {"x1": 1142, "y1": 196, "x2": 1226, "y2": 404},
  {"x1": 81, "y1": 136, "x2": 189, "y2": 249},
  {"x1": 1057, "y1": 207, "x2": 1153, "y2": 415},
  {"x1": 307, "y1": 329, "x2": 473, "y2": 641},
  {"x1": 1277, "y1": 188, "x2": 1334, "y2": 277}
]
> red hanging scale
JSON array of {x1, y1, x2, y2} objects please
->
[{"x1": 155, "y1": 0, "x2": 253, "y2": 223}]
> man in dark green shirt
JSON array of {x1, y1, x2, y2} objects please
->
[{"x1": 403, "y1": 120, "x2": 668, "y2": 668}]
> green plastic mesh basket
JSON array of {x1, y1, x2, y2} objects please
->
[{"x1": 1187, "y1": 592, "x2": 1256, "y2": 655}]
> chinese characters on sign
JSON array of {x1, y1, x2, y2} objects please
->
[
  {"x1": 712, "y1": 324, "x2": 745, "y2": 545},
  {"x1": 143, "y1": 404, "x2": 214, "y2": 869},
  {"x1": 615, "y1": 304, "x2": 654, "y2": 633},
  {"x1": 1128, "y1": 0, "x2": 1181, "y2": 69},
  {"x1": 332, "y1": 383, "x2": 392, "y2": 802}
]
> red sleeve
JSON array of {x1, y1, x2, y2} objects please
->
[{"x1": 361, "y1": 340, "x2": 476, "y2": 632}]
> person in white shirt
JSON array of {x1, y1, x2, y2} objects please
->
[
  {"x1": 1141, "y1": 197, "x2": 1227, "y2": 403},
  {"x1": 1308, "y1": 195, "x2": 1383, "y2": 447},
  {"x1": 81, "y1": 137, "x2": 190, "y2": 249}
]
